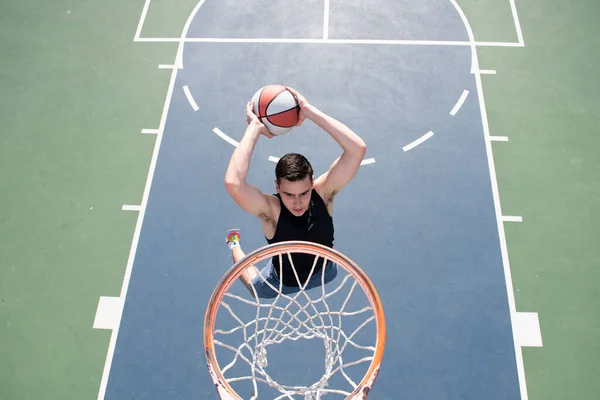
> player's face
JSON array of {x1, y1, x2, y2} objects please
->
[{"x1": 275, "y1": 176, "x2": 313, "y2": 216}]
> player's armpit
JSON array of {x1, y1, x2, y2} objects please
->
[{"x1": 314, "y1": 149, "x2": 365, "y2": 202}]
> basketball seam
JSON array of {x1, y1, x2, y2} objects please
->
[
  {"x1": 259, "y1": 86, "x2": 287, "y2": 118},
  {"x1": 263, "y1": 105, "x2": 300, "y2": 128}
]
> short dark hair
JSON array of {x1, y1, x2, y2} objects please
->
[{"x1": 275, "y1": 153, "x2": 313, "y2": 184}]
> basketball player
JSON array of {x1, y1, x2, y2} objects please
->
[{"x1": 224, "y1": 87, "x2": 366, "y2": 298}]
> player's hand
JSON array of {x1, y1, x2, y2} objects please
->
[
  {"x1": 246, "y1": 101, "x2": 273, "y2": 138},
  {"x1": 285, "y1": 87, "x2": 310, "y2": 126}
]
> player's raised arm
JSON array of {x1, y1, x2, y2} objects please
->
[
  {"x1": 224, "y1": 102, "x2": 274, "y2": 218},
  {"x1": 286, "y1": 87, "x2": 367, "y2": 203}
]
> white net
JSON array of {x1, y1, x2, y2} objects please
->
[{"x1": 211, "y1": 250, "x2": 378, "y2": 399}]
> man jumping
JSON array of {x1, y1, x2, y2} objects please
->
[{"x1": 224, "y1": 87, "x2": 366, "y2": 298}]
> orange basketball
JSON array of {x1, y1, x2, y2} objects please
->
[{"x1": 251, "y1": 85, "x2": 299, "y2": 136}]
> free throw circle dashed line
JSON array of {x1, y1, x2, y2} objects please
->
[
  {"x1": 211, "y1": 127, "x2": 376, "y2": 166},
  {"x1": 403, "y1": 131, "x2": 434, "y2": 152},
  {"x1": 212, "y1": 127, "x2": 240, "y2": 147},
  {"x1": 450, "y1": 90, "x2": 469, "y2": 116},
  {"x1": 183, "y1": 85, "x2": 199, "y2": 111}
]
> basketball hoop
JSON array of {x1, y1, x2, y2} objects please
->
[{"x1": 204, "y1": 241, "x2": 386, "y2": 399}]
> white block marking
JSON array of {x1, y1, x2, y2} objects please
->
[
  {"x1": 158, "y1": 64, "x2": 177, "y2": 70},
  {"x1": 450, "y1": 90, "x2": 469, "y2": 116},
  {"x1": 122, "y1": 205, "x2": 141, "y2": 212},
  {"x1": 183, "y1": 85, "x2": 199, "y2": 111},
  {"x1": 478, "y1": 70, "x2": 497, "y2": 75},
  {"x1": 490, "y1": 136, "x2": 509, "y2": 142},
  {"x1": 141, "y1": 129, "x2": 159, "y2": 134},
  {"x1": 93, "y1": 297, "x2": 124, "y2": 330},
  {"x1": 502, "y1": 215, "x2": 523, "y2": 222},
  {"x1": 268, "y1": 156, "x2": 280, "y2": 163},
  {"x1": 514, "y1": 312, "x2": 543, "y2": 347},
  {"x1": 403, "y1": 131, "x2": 434, "y2": 152}
]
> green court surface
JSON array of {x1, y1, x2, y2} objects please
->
[{"x1": 1, "y1": 1, "x2": 598, "y2": 399}]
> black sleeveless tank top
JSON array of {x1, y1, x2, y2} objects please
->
[{"x1": 266, "y1": 189, "x2": 334, "y2": 287}]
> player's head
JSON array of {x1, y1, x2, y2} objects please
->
[{"x1": 275, "y1": 153, "x2": 314, "y2": 216}]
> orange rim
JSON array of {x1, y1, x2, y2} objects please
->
[{"x1": 203, "y1": 241, "x2": 386, "y2": 399}]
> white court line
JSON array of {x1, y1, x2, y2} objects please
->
[
  {"x1": 478, "y1": 69, "x2": 497, "y2": 75},
  {"x1": 477, "y1": 60, "x2": 530, "y2": 400},
  {"x1": 360, "y1": 158, "x2": 376, "y2": 165},
  {"x1": 121, "y1": 205, "x2": 141, "y2": 212},
  {"x1": 121, "y1": 4, "x2": 528, "y2": 400},
  {"x1": 141, "y1": 128, "x2": 159, "y2": 134},
  {"x1": 212, "y1": 127, "x2": 240, "y2": 147},
  {"x1": 490, "y1": 136, "x2": 509, "y2": 142},
  {"x1": 514, "y1": 312, "x2": 543, "y2": 347},
  {"x1": 450, "y1": 90, "x2": 469, "y2": 116},
  {"x1": 502, "y1": 215, "x2": 523, "y2": 222},
  {"x1": 133, "y1": 0, "x2": 152, "y2": 41},
  {"x1": 183, "y1": 85, "x2": 199, "y2": 111},
  {"x1": 96, "y1": 35, "x2": 182, "y2": 400},
  {"x1": 268, "y1": 156, "x2": 280, "y2": 163},
  {"x1": 509, "y1": 0, "x2": 525, "y2": 46},
  {"x1": 450, "y1": 0, "x2": 530, "y2": 397},
  {"x1": 403, "y1": 131, "x2": 434, "y2": 152},
  {"x1": 93, "y1": 297, "x2": 123, "y2": 330},
  {"x1": 174, "y1": 0, "x2": 209, "y2": 69},
  {"x1": 134, "y1": 37, "x2": 524, "y2": 47},
  {"x1": 158, "y1": 64, "x2": 177, "y2": 69},
  {"x1": 323, "y1": 0, "x2": 330, "y2": 40}
]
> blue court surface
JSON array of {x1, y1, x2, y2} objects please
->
[{"x1": 103, "y1": 0, "x2": 522, "y2": 398}]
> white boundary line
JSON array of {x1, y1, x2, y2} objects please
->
[
  {"x1": 183, "y1": 85, "x2": 199, "y2": 111},
  {"x1": 134, "y1": 37, "x2": 524, "y2": 47},
  {"x1": 450, "y1": 0, "x2": 529, "y2": 397},
  {"x1": 212, "y1": 127, "x2": 240, "y2": 147},
  {"x1": 141, "y1": 128, "x2": 159, "y2": 134},
  {"x1": 450, "y1": 90, "x2": 469, "y2": 116},
  {"x1": 323, "y1": 0, "x2": 330, "y2": 40},
  {"x1": 509, "y1": 0, "x2": 525, "y2": 46},
  {"x1": 96, "y1": 40, "x2": 182, "y2": 400},
  {"x1": 478, "y1": 69, "x2": 497, "y2": 75},
  {"x1": 158, "y1": 64, "x2": 177, "y2": 69},
  {"x1": 490, "y1": 136, "x2": 509, "y2": 142},
  {"x1": 403, "y1": 131, "x2": 434, "y2": 152},
  {"x1": 133, "y1": 0, "x2": 152, "y2": 41}
]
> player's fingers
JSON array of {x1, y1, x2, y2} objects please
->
[
  {"x1": 285, "y1": 86, "x2": 302, "y2": 101},
  {"x1": 262, "y1": 129, "x2": 274, "y2": 139}
]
